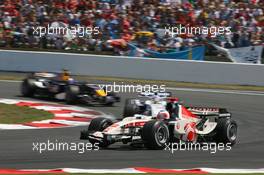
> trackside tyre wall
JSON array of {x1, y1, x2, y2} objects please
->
[
  {"x1": 65, "y1": 85, "x2": 79, "y2": 104},
  {"x1": 142, "y1": 120, "x2": 170, "y2": 150},
  {"x1": 123, "y1": 98, "x2": 140, "y2": 118},
  {"x1": 21, "y1": 79, "x2": 35, "y2": 97},
  {"x1": 215, "y1": 118, "x2": 238, "y2": 145},
  {"x1": 88, "y1": 117, "x2": 113, "y2": 147}
]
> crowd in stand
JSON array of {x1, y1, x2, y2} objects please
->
[{"x1": 0, "y1": 0, "x2": 263, "y2": 52}]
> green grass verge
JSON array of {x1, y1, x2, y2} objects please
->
[
  {"x1": 1, "y1": 72, "x2": 264, "y2": 92},
  {"x1": 0, "y1": 103, "x2": 53, "y2": 124}
]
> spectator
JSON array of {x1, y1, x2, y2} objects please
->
[{"x1": 0, "y1": 0, "x2": 262, "y2": 52}]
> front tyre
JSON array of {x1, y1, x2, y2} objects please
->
[
  {"x1": 21, "y1": 79, "x2": 35, "y2": 97},
  {"x1": 142, "y1": 120, "x2": 170, "y2": 150},
  {"x1": 87, "y1": 117, "x2": 113, "y2": 148},
  {"x1": 215, "y1": 118, "x2": 238, "y2": 145},
  {"x1": 88, "y1": 117, "x2": 113, "y2": 132}
]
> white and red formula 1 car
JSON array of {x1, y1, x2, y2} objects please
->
[{"x1": 80, "y1": 93, "x2": 237, "y2": 150}]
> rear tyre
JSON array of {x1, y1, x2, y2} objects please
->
[
  {"x1": 88, "y1": 117, "x2": 113, "y2": 148},
  {"x1": 21, "y1": 79, "x2": 35, "y2": 97},
  {"x1": 142, "y1": 120, "x2": 170, "y2": 150},
  {"x1": 65, "y1": 85, "x2": 79, "y2": 104},
  {"x1": 215, "y1": 118, "x2": 238, "y2": 145},
  {"x1": 123, "y1": 98, "x2": 140, "y2": 118}
]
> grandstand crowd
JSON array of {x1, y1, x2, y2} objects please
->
[{"x1": 0, "y1": 0, "x2": 263, "y2": 53}]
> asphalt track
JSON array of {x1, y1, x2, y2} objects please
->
[{"x1": 0, "y1": 81, "x2": 264, "y2": 169}]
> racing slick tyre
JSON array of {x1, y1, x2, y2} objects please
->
[
  {"x1": 21, "y1": 79, "x2": 35, "y2": 97},
  {"x1": 65, "y1": 85, "x2": 79, "y2": 104},
  {"x1": 142, "y1": 120, "x2": 170, "y2": 150},
  {"x1": 123, "y1": 98, "x2": 140, "y2": 118},
  {"x1": 87, "y1": 117, "x2": 113, "y2": 148},
  {"x1": 215, "y1": 118, "x2": 238, "y2": 145}
]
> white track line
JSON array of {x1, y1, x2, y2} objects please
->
[
  {"x1": 0, "y1": 79, "x2": 22, "y2": 83},
  {"x1": 1, "y1": 79, "x2": 264, "y2": 96},
  {"x1": 166, "y1": 87, "x2": 264, "y2": 96}
]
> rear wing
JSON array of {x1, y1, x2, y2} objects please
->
[
  {"x1": 187, "y1": 107, "x2": 231, "y2": 117},
  {"x1": 30, "y1": 72, "x2": 58, "y2": 78},
  {"x1": 139, "y1": 91, "x2": 172, "y2": 99}
]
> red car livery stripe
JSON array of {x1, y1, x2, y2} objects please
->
[
  {"x1": 125, "y1": 121, "x2": 146, "y2": 128},
  {"x1": 181, "y1": 106, "x2": 198, "y2": 119}
]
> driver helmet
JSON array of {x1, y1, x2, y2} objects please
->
[
  {"x1": 61, "y1": 69, "x2": 70, "y2": 81},
  {"x1": 157, "y1": 110, "x2": 170, "y2": 120},
  {"x1": 68, "y1": 78, "x2": 74, "y2": 83},
  {"x1": 153, "y1": 96, "x2": 161, "y2": 103},
  {"x1": 166, "y1": 98, "x2": 179, "y2": 114}
]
